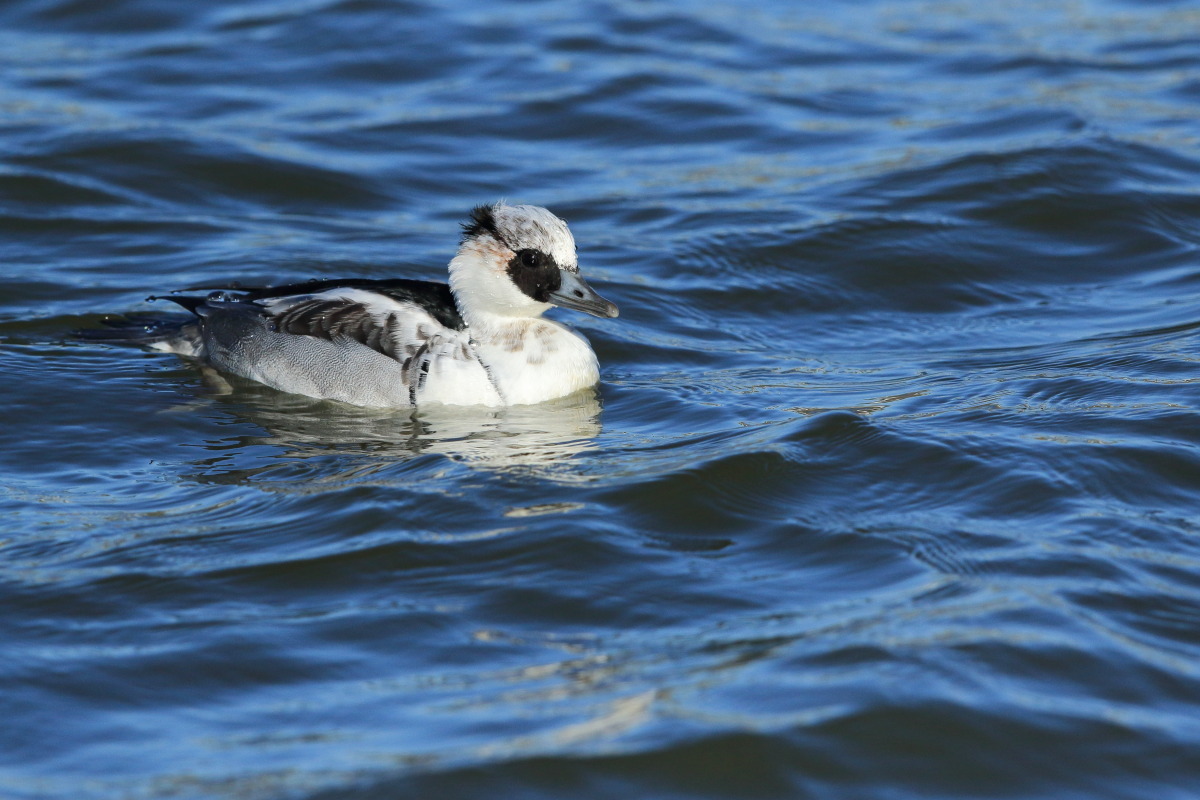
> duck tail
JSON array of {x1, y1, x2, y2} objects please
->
[{"x1": 73, "y1": 312, "x2": 203, "y2": 356}]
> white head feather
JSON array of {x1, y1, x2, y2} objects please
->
[{"x1": 448, "y1": 203, "x2": 579, "y2": 325}]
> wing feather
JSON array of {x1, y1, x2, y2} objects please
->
[
  {"x1": 148, "y1": 280, "x2": 497, "y2": 405},
  {"x1": 263, "y1": 289, "x2": 449, "y2": 365}
]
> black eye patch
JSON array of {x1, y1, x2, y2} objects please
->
[{"x1": 507, "y1": 249, "x2": 561, "y2": 302}]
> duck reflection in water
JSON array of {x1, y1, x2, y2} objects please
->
[{"x1": 181, "y1": 364, "x2": 604, "y2": 480}]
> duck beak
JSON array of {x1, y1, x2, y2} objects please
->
[{"x1": 549, "y1": 269, "x2": 619, "y2": 318}]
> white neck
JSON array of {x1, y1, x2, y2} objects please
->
[{"x1": 448, "y1": 245, "x2": 551, "y2": 330}]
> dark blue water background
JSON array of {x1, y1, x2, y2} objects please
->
[{"x1": 3, "y1": 1, "x2": 1200, "y2": 797}]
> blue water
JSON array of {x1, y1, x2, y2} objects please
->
[{"x1": 3, "y1": 1, "x2": 1200, "y2": 798}]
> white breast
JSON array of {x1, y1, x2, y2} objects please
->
[
  {"x1": 473, "y1": 319, "x2": 600, "y2": 406},
  {"x1": 414, "y1": 331, "x2": 504, "y2": 406}
]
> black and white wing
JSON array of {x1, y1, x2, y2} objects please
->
[{"x1": 152, "y1": 278, "x2": 490, "y2": 406}]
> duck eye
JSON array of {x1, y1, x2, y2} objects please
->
[{"x1": 520, "y1": 250, "x2": 540, "y2": 268}]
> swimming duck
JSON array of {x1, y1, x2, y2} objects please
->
[{"x1": 148, "y1": 203, "x2": 618, "y2": 407}]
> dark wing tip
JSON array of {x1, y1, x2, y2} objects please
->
[
  {"x1": 147, "y1": 294, "x2": 208, "y2": 314},
  {"x1": 147, "y1": 289, "x2": 253, "y2": 315}
]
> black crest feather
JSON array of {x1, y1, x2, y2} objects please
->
[{"x1": 461, "y1": 204, "x2": 500, "y2": 242}]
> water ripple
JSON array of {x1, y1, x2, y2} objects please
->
[{"x1": 4, "y1": 0, "x2": 1200, "y2": 798}]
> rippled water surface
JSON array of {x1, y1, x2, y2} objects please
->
[{"x1": 4, "y1": 1, "x2": 1200, "y2": 798}]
